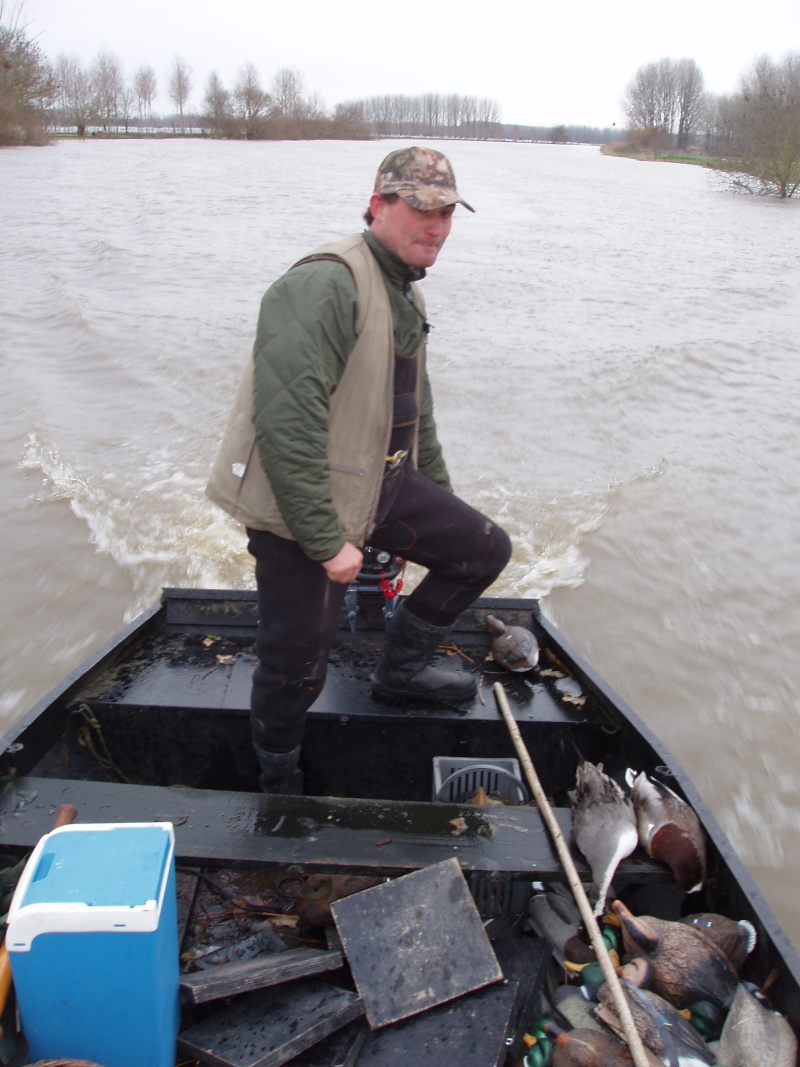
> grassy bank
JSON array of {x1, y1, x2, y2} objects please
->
[{"x1": 600, "y1": 142, "x2": 721, "y2": 167}]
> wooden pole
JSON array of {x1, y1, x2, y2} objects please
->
[
  {"x1": 0, "y1": 804, "x2": 78, "y2": 1030},
  {"x1": 493, "y1": 682, "x2": 650, "y2": 1067}
]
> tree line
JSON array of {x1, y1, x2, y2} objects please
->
[
  {"x1": 2, "y1": 2, "x2": 798, "y2": 196},
  {"x1": 621, "y1": 53, "x2": 800, "y2": 197},
  {"x1": 2, "y1": 17, "x2": 509, "y2": 144},
  {"x1": 0, "y1": 7, "x2": 612, "y2": 147}
]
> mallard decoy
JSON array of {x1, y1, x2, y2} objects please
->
[
  {"x1": 543, "y1": 1021, "x2": 633, "y2": 1065},
  {"x1": 611, "y1": 899, "x2": 739, "y2": 1010},
  {"x1": 551, "y1": 985, "x2": 610, "y2": 1033},
  {"x1": 296, "y1": 873, "x2": 382, "y2": 928},
  {"x1": 680, "y1": 912, "x2": 756, "y2": 970},
  {"x1": 626, "y1": 769, "x2": 707, "y2": 892},
  {"x1": 597, "y1": 971, "x2": 715, "y2": 1065},
  {"x1": 570, "y1": 761, "x2": 638, "y2": 916},
  {"x1": 486, "y1": 614, "x2": 539, "y2": 672},
  {"x1": 528, "y1": 882, "x2": 583, "y2": 957},
  {"x1": 717, "y1": 981, "x2": 798, "y2": 1067}
]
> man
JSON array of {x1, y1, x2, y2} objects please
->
[{"x1": 207, "y1": 147, "x2": 511, "y2": 794}]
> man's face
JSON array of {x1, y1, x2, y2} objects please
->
[{"x1": 369, "y1": 194, "x2": 455, "y2": 269}]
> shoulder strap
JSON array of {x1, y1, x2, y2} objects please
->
[
  {"x1": 289, "y1": 240, "x2": 375, "y2": 335},
  {"x1": 290, "y1": 252, "x2": 355, "y2": 280}
]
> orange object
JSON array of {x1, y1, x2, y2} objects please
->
[
  {"x1": 0, "y1": 804, "x2": 78, "y2": 1024},
  {"x1": 0, "y1": 943, "x2": 11, "y2": 1011}
]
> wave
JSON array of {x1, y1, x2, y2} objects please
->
[{"x1": 20, "y1": 432, "x2": 254, "y2": 621}]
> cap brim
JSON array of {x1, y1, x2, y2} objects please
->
[{"x1": 399, "y1": 189, "x2": 475, "y2": 213}]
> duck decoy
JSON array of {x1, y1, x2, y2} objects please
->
[
  {"x1": 597, "y1": 972, "x2": 715, "y2": 1065},
  {"x1": 528, "y1": 882, "x2": 583, "y2": 958},
  {"x1": 680, "y1": 912, "x2": 756, "y2": 970},
  {"x1": 611, "y1": 899, "x2": 739, "y2": 1010},
  {"x1": 626, "y1": 769, "x2": 707, "y2": 893},
  {"x1": 486, "y1": 614, "x2": 539, "y2": 672},
  {"x1": 570, "y1": 761, "x2": 638, "y2": 916},
  {"x1": 551, "y1": 985, "x2": 610, "y2": 1033},
  {"x1": 544, "y1": 1021, "x2": 633, "y2": 1065},
  {"x1": 717, "y1": 981, "x2": 798, "y2": 1067}
]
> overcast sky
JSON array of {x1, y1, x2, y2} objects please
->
[{"x1": 23, "y1": 0, "x2": 800, "y2": 129}]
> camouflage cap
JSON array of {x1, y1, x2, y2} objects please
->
[{"x1": 374, "y1": 146, "x2": 475, "y2": 213}]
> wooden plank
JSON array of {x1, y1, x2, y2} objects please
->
[
  {"x1": 285, "y1": 1021, "x2": 367, "y2": 1067},
  {"x1": 181, "y1": 947, "x2": 344, "y2": 1004},
  {"x1": 176, "y1": 868, "x2": 199, "y2": 952},
  {"x1": 177, "y1": 980, "x2": 364, "y2": 1067},
  {"x1": 0, "y1": 777, "x2": 666, "y2": 881}
]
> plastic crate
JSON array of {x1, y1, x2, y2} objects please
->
[
  {"x1": 470, "y1": 871, "x2": 534, "y2": 929},
  {"x1": 432, "y1": 756, "x2": 529, "y2": 805}
]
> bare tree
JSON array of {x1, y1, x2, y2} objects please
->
[
  {"x1": 119, "y1": 84, "x2": 135, "y2": 132},
  {"x1": 269, "y1": 67, "x2": 309, "y2": 135},
  {"x1": 329, "y1": 101, "x2": 367, "y2": 139},
  {"x1": 722, "y1": 53, "x2": 800, "y2": 198},
  {"x1": 352, "y1": 91, "x2": 500, "y2": 138},
  {"x1": 479, "y1": 96, "x2": 500, "y2": 138},
  {"x1": 232, "y1": 61, "x2": 269, "y2": 139},
  {"x1": 675, "y1": 58, "x2": 706, "y2": 149},
  {"x1": 91, "y1": 49, "x2": 123, "y2": 131},
  {"x1": 705, "y1": 92, "x2": 741, "y2": 156},
  {"x1": 133, "y1": 64, "x2": 156, "y2": 131},
  {"x1": 54, "y1": 54, "x2": 96, "y2": 136},
  {"x1": 623, "y1": 58, "x2": 684, "y2": 138},
  {"x1": 203, "y1": 70, "x2": 233, "y2": 136},
  {"x1": 0, "y1": 0, "x2": 55, "y2": 145},
  {"x1": 168, "y1": 55, "x2": 192, "y2": 131},
  {"x1": 623, "y1": 62, "x2": 659, "y2": 129}
]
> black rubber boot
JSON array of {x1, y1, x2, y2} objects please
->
[
  {"x1": 254, "y1": 744, "x2": 304, "y2": 795},
  {"x1": 371, "y1": 602, "x2": 477, "y2": 704}
]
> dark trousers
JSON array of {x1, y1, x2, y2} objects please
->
[{"x1": 247, "y1": 466, "x2": 512, "y2": 751}]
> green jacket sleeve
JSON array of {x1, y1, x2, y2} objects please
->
[{"x1": 251, "y1": 261, "x2": 358, "y2": 562}]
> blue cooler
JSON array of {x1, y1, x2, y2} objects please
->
[{"x1": 7, "y1": 822, "x2": 180, "y2": 1067}]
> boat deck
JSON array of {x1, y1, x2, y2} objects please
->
[{"x1": 5, "y1": 590, "x2": 657, "y2": 806}]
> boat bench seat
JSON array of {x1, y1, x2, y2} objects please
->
[{"x1": 0, "y1": 775, "x2": 668, "y2": 884}]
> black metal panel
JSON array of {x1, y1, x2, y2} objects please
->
[
  {"x1": 331, "y1": 858, "x2": 502, "y2": 1028},
  {"x1": 352, "y1": 981, "x2": 517, "y2": 1066}
]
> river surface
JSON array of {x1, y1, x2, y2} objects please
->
[{"x1": 1, "y1": 137, "x2": 799, "y2": 940}]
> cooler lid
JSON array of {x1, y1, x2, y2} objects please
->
[{"x1": 20, "y1": 824, "x2": 173, "y2": 909}]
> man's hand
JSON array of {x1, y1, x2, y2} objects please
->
[{"x1": 322, "y1": 542, "x2": 363, "y2": 584}]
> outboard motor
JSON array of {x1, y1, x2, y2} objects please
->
[{"x1": 344, "y1": 547, "x2": 405, "y2": 633}]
